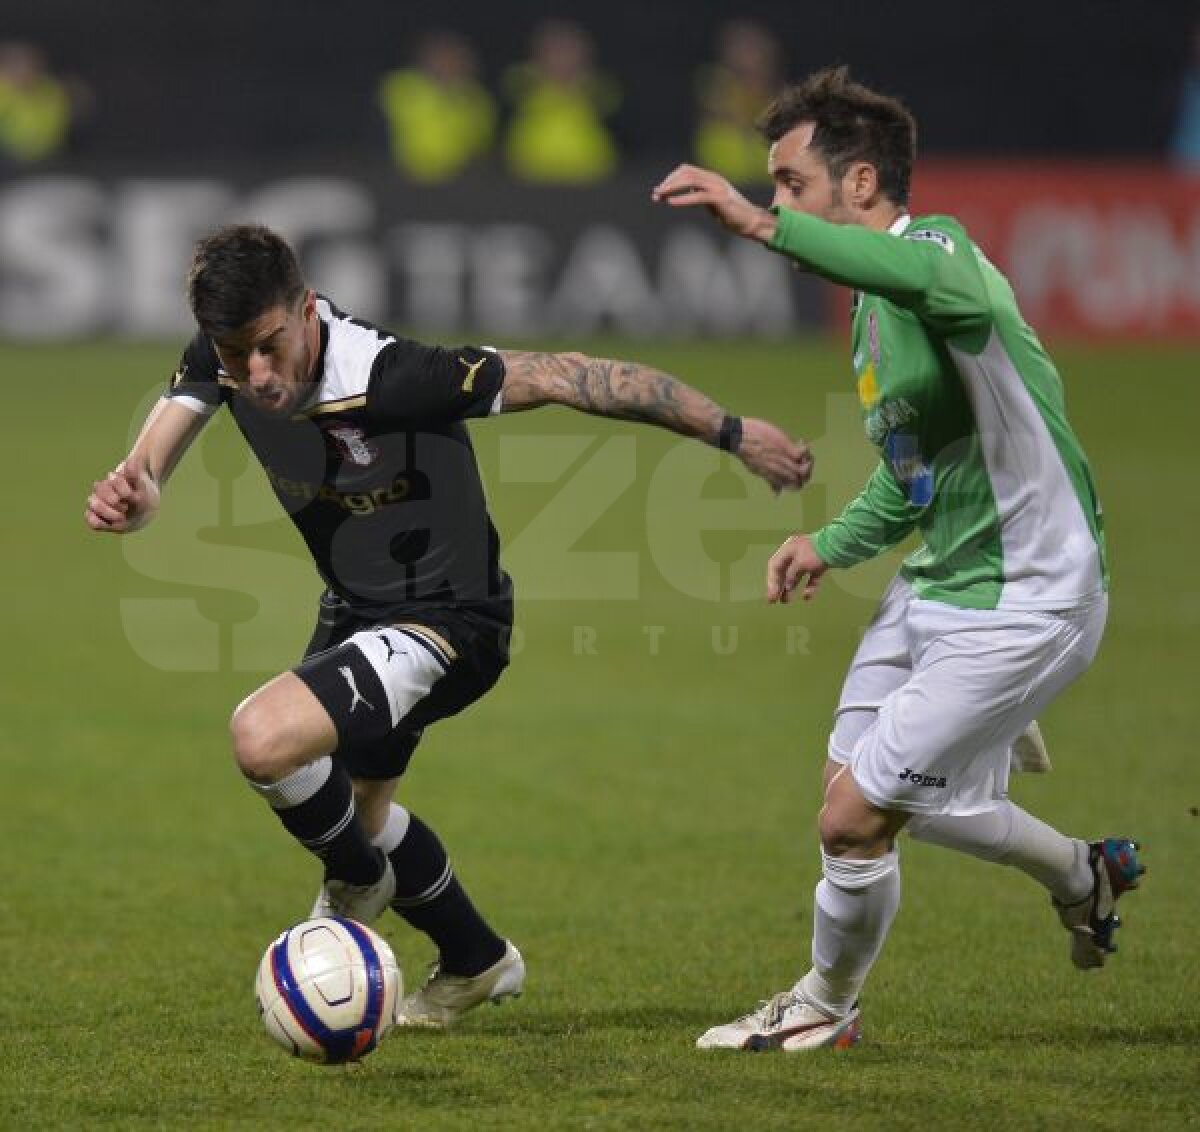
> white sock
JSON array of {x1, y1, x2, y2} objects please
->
[
  {"x1": 247, "y1": 756, "x2": 332, "y2": 809},
  {"x1": 907, "y1": 800, "x2": 1091, "y2": 904},
  {"x1": 799, "y1": 849, "x2": 900, "y2": 1018},
  {"x1": 370, "y1": 803, "x2": 412, "y2": 854}
]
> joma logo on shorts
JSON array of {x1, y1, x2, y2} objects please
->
[{"x1": 898, "y1": 768, "x2": 947, "y2": 788}]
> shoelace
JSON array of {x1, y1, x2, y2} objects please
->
[
  {"x1": 761, "y1": 990, "x2": 801, "y2": 1029},
  {"x1": 412, "y1": 958, "x2": 441, "y2": 987},
  {"x1": 417, "y1": 960, "x2": 471, "y2": 991}
]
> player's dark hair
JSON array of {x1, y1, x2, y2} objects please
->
[
  {"x1": 187, "y1": 224, "x2": 306, "y2": 338},
  {"x1": 759, "y1": 65, "x2": 916, "y2": 206}
]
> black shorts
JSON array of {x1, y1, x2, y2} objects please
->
[{"x1": 293, "y1": 591, "x2": 510, "y2": 780}]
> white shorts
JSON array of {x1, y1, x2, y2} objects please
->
[{"x1": 828, "y1": 576, "x2": 1107, "y2": 816}]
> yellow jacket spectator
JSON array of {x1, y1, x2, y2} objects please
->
[
  {"x1": 504, "y1": 21, "x2": 619, "y2": 184},
  {"x1": 378, "y1": 32, "x2": 496, "y2": 182},
  {"x1": 0, "y1": 42, "x2": 72, "y2": 164},
  {"x1": 693, "y1": 21, "x2": 781, "y2": 185}
]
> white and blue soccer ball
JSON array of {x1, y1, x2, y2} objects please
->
[{"x1": 255, "y1": 917, "x2": 402, "y2": 1064}]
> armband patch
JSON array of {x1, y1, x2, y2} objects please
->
[{"x1": 905, "y1": 228, "x2": 955, "y2": 254}]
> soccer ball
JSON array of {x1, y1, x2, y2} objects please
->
[{"x1": 255, "y1": 917, "x2": 402, "y2": 1064}]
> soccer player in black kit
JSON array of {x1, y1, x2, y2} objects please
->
[{"x1": 85, "y1": 225, "x2": 812, "y2": 1028}]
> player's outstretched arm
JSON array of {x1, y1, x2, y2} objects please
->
[
  {"x1": 653, "y1": 164, "x2": 987, "y2": 331},
  {"x1": 651, "y1": 164, "x2": 776, "y2": 242},
  {"x1": 497, "y1": 349, "x2": 813, "y2": 492},
  {"x1": 84, "y1": 397, "x2": 209, "y2": 534}
]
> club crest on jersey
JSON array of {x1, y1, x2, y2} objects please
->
[{"x1": 320, "y1": 422, "x2": 378, "y2": 466}]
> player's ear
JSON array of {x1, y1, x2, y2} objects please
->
[
  {"x1": 301, "y1": 288, "x2": 317, "y2": 320},
  {"x1": 846, "y1": 161, "x2": 879, "y2": 209}
]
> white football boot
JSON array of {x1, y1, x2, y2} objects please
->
[
  {"x1": 310, "y1": 851, "x2": 397, "y2": 925},
  {"x1": 394, "y1": 940, "x2": 525, "y2": 1028},
  {"x1": 1054, "y1": 838, "x2": 1144, "y2": 969},
  {"x1": 1011, "y1": 720, "x2": 1052, "y2": 773},
  {"x1": 1012, "y1": 720, "x2": 1051, "y2": 773},
  {"x1": 696, "y1": 989, "x2": 862, "y2": 1052}
]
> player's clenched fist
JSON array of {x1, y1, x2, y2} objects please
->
[
  {"x1": 737, "y1": 418, "x2": 814, "y2": 492},
  {"x1": 766, "y1": 533, "x2": 828, "y2": 603},
  {"x1": 84, "y1": 454, "x2": 160, "y2": 533}
]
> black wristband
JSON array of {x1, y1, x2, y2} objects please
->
[{"x1": 717, "y1": 414, "x2": 743, "y2": 453}]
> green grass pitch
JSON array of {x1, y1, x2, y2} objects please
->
[{"x1": 2, "y1": 337, "x2": 1196, "y2": 1129}]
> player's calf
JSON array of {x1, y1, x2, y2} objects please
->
[{"x1": 231, "y1": 675, "x2": 386, "y2": 898}]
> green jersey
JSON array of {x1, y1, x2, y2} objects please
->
[{"x1": 769, "y1": 208, "x2": 1107, "y2": 611}]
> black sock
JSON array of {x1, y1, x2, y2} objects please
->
[
  {"x1": 389, "y1": 814, "x2": 506, "y2": 976},
  {"x1": 271, "y1": 763, "x2": 382, "y2": 885}
]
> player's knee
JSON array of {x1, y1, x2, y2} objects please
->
[
  {"x1": 229, "y1": 697, "x2": 293, "y2": 782},
  {"x1": 818, "y1": 804, "x2": 877, "y2": 856}
]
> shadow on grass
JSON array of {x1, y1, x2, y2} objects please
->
[
  {"x1": 935, "y1": 1018, "x2": 1200, "y2": 1054},
  {"x1": 329, "y1": 1004, "x2": 722, "y2": 1053},
  {"x1": 452, "y1": 1003, "x2": 725, "y2": 1038},
  {"x1": 1024, "y1": 1020, "x2": 1199, "y2": 1049}
]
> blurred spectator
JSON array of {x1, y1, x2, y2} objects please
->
[
  {"x1": 378, "y1": 31, "x2": 496, "y2": 182},
  {"x1": 503, "y1": 21, "x2": 619, "y2": 183},
  {"x1": 692, "y1": 20, "x2": 781, "y2": 185},
  {"x1": 0, "y1": 41, "x2": 82, "y2": 168},
  {"x1": 1169, "y1": 21, "x2": 1200, "y2": 170}
]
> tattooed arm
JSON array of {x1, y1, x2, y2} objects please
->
[
  {"x1": 499, "y1": 351, "x2": 726, "y2": 438},
  {"x1": 497, "y1": 349, "x2": 813, "y2": 492}
]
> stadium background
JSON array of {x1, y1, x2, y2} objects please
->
[{"x1": 2, "y1": 1, "x2": 1198, "y2": 1128}]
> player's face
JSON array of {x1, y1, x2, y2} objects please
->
[
  {"x1": 212, "y1": 290, "x2": 319, "y2": 415},
  {"x1": 768, "y1": 122, "x2": 853, "y2": 224}
]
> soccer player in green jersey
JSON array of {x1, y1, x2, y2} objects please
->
[{"x1": 654, "y1": 66, "x2": 1144, "y2": 1051}]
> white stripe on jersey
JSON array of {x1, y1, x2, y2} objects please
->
[
  {"x1": 171, "y1": 393, "x2": 220, "y2": 417},
  {"x1": 948, "y1": 331, "x2": 1104, "y2": 610},
  {"x1": 307, "y1": 297, "x2": 395, "y2": 409},
  {"x1": 480, "y1": 346, "x2": 505, "y2": 416}
]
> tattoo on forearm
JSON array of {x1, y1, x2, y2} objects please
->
[{"x1": 504, "y1": 351, "x2": 725, "y2": 443}]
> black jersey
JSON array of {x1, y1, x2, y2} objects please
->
[{"x1": 167, "y1": 297, "x2": 512, "y2": 623}]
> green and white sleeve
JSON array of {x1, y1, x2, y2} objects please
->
[{"x1": 811, "y1": 459, "x2": 921, "y2": 568}]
